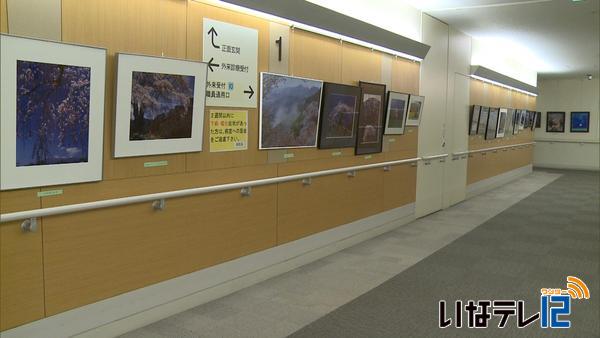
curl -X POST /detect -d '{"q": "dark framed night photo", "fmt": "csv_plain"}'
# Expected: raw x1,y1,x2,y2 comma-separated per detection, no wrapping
356,81,386,155
477,106,489,136
546,111,565,132
469,105,481,135
485,107,499,140
570,112,590,133
317,82,360,149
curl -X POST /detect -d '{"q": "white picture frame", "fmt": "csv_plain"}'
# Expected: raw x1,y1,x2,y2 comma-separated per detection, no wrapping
384,91,409,135
259,72,323,150
113,53,208,158
1,34,106,190
496,108,508,138
405,94,425,126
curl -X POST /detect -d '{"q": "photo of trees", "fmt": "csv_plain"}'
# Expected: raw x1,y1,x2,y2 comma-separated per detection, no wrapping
324,93,357,138
388,98,406,128
358,94,383,144
129,71,195,141
16,60,91,167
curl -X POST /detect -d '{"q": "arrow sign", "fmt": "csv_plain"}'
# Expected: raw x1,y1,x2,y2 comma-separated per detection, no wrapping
244,85,254,99
208,57,219,72
208,27,219,49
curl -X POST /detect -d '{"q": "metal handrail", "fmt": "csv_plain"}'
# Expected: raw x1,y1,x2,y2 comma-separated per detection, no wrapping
452,142,536,156
534,139,599,145
421,153,449,161
1,156,425,224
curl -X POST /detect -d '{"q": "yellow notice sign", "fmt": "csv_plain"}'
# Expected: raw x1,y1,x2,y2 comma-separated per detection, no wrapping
209,110,248,152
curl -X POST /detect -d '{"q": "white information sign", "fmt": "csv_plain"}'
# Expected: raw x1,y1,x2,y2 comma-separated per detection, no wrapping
203,18,258,108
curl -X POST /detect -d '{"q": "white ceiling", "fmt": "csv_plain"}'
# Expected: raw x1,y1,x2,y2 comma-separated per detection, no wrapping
407,0,600,79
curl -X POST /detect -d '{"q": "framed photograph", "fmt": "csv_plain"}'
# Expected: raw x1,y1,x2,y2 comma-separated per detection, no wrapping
260,72,323,149
356,81,386,155
546,111,565,132
114,53,208,158
506,108,515,134
477,106,489,136
530,111,537,131
496,108,508,138
317,82,360,149
570,111,590,133
512,109,520,135
519,109,527,131
405,94,425,126
1,34,106,190
469,105,481,135
485,107,499,140
384,91,409,135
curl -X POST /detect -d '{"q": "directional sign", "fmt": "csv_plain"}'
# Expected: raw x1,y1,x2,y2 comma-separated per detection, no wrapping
203,18,258,108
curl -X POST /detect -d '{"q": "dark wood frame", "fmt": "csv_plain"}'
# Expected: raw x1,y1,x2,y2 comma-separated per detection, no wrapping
317,82,361,149
469,105,481,135
485,107,499,140
546,111,566,133
355,81,386,155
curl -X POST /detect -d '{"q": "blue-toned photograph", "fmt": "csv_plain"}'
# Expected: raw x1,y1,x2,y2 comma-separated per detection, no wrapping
16,60,91,167
570,111,590,133
260,73,322,148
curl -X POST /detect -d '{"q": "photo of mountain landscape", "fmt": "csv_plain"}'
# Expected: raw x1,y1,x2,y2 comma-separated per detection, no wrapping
260,73,323,149
129,71,195,141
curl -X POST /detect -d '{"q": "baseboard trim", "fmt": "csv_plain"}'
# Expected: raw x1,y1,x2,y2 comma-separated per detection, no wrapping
534,163,600,171
1,204,415,338
467,164,533,199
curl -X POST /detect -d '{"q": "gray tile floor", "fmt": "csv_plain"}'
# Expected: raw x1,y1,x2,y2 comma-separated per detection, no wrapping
120,171,561,338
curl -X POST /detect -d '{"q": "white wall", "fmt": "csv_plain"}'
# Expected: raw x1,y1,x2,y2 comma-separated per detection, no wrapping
415,14,448,217
306,0,422,42
443,26,471,208
471,38,538,87
534,77,600,170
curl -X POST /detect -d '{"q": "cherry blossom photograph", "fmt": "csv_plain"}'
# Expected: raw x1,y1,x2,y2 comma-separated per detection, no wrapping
16,60,91,167
113,53,207,158
129,71,195,141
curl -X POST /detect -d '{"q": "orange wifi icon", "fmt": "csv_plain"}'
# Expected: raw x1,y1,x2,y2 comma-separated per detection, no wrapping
566,276,590,300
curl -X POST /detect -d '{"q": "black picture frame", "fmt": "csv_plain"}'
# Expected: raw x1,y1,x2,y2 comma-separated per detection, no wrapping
546,111,565,133
477,106,489,136
317,82,361,149
485,107,499,140
570,111,590,133
356,81,386,155
535,111,541,128
469,105,481,135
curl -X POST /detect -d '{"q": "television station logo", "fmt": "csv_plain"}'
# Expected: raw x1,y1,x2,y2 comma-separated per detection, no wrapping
439,276,590,329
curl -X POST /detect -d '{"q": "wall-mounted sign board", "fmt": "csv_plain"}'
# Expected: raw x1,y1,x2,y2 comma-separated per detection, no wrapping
203,18,258,108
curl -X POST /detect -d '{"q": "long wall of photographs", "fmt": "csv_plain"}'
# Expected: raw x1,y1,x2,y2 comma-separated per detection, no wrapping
467,78,536,185
0,0,422,330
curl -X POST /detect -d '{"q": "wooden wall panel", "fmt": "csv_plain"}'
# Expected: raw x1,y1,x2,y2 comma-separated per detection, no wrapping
467,78,536,184
0,190,44,331
341,42,382,85
383,163,417,210
43,186,277,315
277,169,384,244
1,0,7,33
61,0,188,181
1,0,422,327
290,29,342,82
